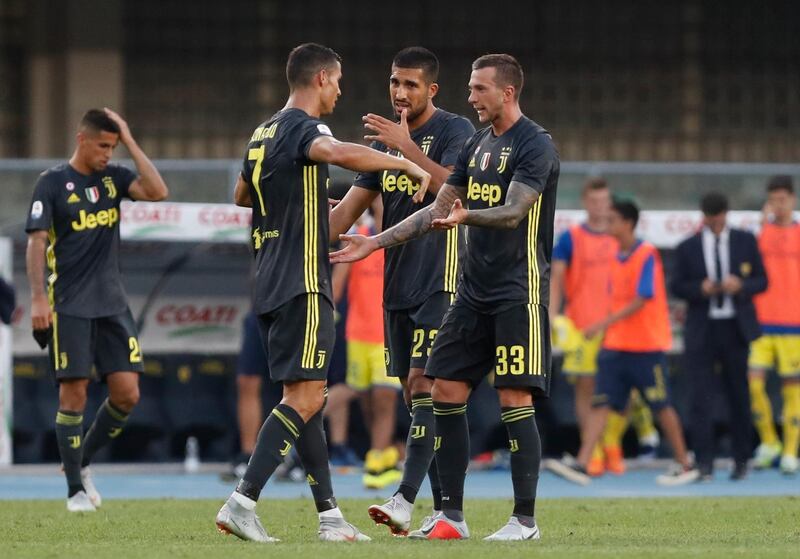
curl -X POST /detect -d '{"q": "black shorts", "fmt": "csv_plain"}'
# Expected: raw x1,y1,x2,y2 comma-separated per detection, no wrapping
50,308,144,382
237,311,269,377
426,297,551,397
384,291,454,378
256,293,334,383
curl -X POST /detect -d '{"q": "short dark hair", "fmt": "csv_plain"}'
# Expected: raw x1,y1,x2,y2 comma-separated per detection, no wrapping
392,46,439,82
79,109,120,135
472,54,524,99
700,192,729,216
582,176,608,196
612,198,639,228
767,175,794,194
286,43,342,90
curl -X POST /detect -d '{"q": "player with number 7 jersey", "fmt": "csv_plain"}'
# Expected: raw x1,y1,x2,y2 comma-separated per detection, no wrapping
216,43,431,544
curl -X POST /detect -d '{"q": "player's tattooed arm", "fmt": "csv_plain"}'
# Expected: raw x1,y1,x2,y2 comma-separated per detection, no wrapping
375,183,466,248
432,181,539,231
330,184,466,263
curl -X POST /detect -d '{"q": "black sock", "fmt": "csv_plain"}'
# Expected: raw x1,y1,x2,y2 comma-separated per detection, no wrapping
397,393,435,505
433,401,468,522
55,410,84,497
428,456,443,511
295,409,337,512
501,406,540,521
81,399,129,468
237,403,304,501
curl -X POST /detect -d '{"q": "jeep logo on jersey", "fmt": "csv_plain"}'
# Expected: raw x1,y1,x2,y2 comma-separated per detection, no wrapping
85,186,100,203
381,170,420,196
480,152,491,171
71,208,119,231
467,176,502,206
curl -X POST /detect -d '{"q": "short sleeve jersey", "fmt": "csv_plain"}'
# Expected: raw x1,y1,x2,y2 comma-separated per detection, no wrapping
25,163,137,318
447,116,560,312
353,109,474,309
243,108,333,314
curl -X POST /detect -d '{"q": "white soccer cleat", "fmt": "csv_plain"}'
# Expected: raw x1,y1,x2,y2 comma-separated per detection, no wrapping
656,463,700,486
753,443,782,469
80,467,102,508
484,516,541,541
368,495,412,536
318,517,371,542
66,490,97,513
780,454,798,475
215,497,279,543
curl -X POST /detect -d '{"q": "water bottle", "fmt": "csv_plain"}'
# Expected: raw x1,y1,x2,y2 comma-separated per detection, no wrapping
184,436,200,473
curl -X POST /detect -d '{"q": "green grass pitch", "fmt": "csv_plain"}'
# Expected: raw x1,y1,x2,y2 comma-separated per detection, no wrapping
2,497,799,558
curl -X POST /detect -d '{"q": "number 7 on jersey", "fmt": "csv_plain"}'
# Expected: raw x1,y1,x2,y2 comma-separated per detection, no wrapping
248,145,267,216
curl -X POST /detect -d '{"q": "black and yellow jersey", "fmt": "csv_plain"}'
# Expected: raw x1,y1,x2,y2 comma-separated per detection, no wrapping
448,116,560,313
243,108,333,314
353,109,474,310
25,163,137,318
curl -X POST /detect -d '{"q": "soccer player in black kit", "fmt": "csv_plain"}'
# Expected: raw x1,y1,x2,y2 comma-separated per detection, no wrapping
25,108,168,512
332,54,559,541
329,46,474,536
215,43,431,543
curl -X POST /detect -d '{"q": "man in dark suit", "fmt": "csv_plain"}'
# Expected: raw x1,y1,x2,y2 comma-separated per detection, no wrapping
671,193,768,480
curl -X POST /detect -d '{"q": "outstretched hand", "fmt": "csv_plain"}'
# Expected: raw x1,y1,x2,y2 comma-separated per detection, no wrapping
431,199,468,230
330,234,379,264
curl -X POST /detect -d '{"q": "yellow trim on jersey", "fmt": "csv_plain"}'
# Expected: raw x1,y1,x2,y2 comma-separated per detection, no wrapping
47,226,59,370
302,294,320,369
303,165,319,292
527,199,542,305
46,226,57,307
444,227,459,292
52,311,60,371
526,199,543,374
